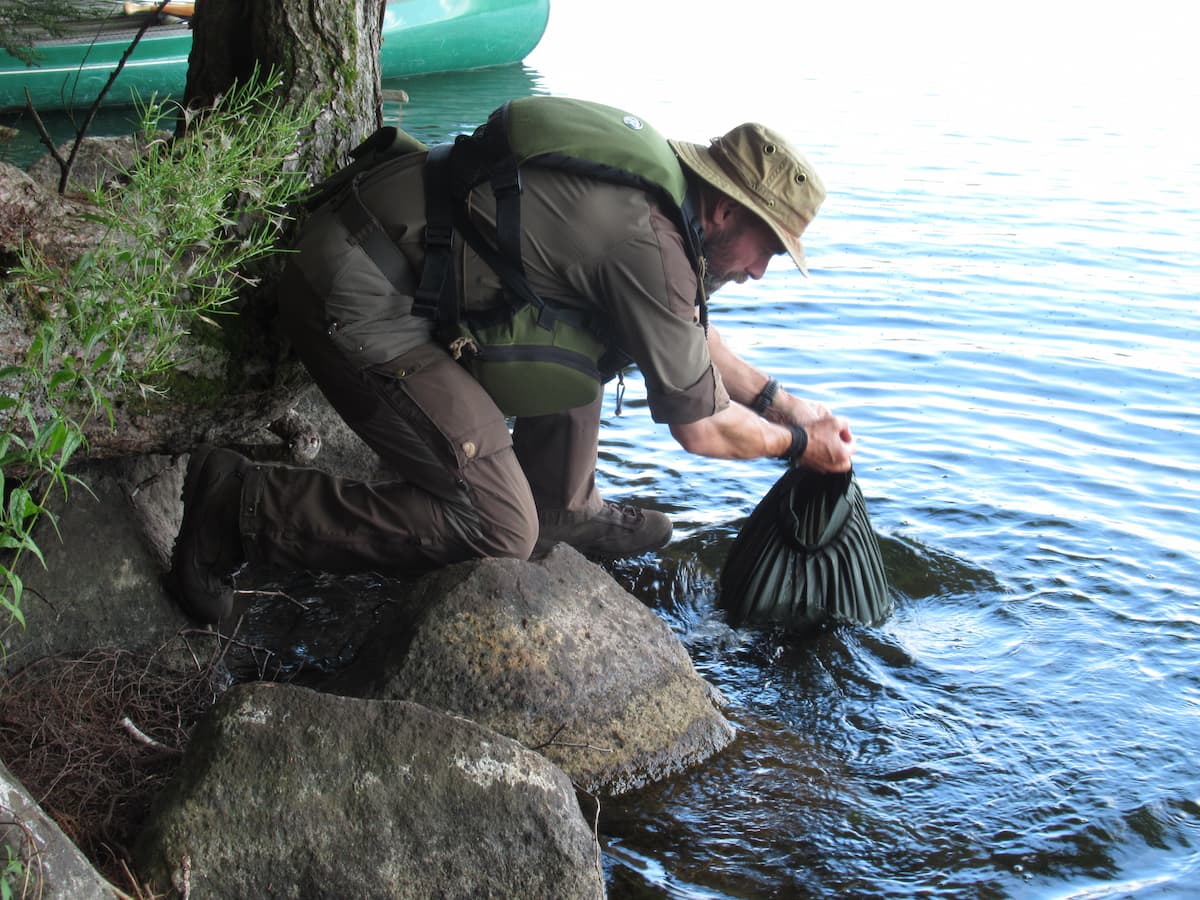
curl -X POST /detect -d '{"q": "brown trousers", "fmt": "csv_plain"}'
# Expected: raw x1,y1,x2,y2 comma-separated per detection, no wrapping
239,269,603,575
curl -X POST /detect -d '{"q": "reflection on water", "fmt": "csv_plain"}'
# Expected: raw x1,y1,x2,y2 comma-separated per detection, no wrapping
0,103,147,169
601,518,1200,898
0,62,545,169
592,215,1199,893
381,63,544,143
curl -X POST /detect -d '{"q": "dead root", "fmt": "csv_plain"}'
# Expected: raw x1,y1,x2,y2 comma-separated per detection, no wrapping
0,632,231,895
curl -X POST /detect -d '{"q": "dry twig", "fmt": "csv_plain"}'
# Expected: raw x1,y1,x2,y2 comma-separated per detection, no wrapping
0,636,227,892
530,723,614,754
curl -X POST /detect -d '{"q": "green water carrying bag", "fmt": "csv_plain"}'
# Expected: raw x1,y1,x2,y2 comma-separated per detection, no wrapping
719,467,893,632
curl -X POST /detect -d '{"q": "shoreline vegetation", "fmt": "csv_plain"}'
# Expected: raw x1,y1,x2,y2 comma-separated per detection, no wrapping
1,72,314,630
0,69,319,896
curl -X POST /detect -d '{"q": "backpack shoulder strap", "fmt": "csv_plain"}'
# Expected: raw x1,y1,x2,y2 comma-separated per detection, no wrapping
412,142,457,323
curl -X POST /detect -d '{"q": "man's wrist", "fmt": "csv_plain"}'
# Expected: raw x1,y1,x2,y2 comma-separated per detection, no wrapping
780,423,808,460
751,377,781,414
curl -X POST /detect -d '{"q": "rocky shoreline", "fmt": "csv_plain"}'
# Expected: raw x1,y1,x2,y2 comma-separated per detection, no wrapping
0,389,734,898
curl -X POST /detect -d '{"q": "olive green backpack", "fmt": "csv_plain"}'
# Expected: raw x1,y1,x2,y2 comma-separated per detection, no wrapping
312,96,707,418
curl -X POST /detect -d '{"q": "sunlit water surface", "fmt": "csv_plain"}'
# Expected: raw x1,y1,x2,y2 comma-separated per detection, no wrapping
520,4,1199,897
5,2,1197,896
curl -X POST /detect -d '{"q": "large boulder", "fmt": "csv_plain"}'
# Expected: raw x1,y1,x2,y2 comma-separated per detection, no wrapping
0,398,403,673
330,545,735,795
1,455,201,673
134,681,605,899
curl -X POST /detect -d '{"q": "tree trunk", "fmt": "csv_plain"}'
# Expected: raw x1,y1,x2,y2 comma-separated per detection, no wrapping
0,0,389,461
162,0,387,456
184,0,386,184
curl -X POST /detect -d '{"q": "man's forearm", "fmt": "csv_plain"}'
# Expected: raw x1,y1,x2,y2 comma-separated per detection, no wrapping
706,324,831,425
706,324,773,407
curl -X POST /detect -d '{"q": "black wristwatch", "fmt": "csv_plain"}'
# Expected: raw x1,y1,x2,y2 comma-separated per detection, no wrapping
751,377,781,414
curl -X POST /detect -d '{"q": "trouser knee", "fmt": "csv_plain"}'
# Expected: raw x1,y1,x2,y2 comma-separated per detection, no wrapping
448,477,539,562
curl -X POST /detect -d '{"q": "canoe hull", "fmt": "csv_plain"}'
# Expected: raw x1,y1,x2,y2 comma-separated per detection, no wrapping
0,0,550,112
0,26,191,113
380,0,549,78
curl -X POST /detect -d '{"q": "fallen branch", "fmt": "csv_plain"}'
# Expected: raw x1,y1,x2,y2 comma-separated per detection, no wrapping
120,716,180,754
573,787,604,886
234,587,306,610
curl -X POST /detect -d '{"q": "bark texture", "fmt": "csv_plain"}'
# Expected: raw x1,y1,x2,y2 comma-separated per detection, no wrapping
185,0,386,183
1,0,387,459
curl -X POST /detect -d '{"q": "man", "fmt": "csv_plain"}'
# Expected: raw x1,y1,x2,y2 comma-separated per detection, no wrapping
165,99,857,624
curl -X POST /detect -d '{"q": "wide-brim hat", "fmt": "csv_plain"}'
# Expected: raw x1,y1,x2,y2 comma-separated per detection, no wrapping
670,124,826,275
719,467,892,632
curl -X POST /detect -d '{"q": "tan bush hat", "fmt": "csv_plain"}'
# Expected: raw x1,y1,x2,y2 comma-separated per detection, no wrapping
670,123,826,274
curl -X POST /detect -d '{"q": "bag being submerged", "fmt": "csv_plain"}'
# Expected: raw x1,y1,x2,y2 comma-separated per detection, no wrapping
719,467,892,632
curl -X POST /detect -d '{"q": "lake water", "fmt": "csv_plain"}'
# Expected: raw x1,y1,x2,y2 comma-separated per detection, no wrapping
521,2,1200,897
6,1,1199,896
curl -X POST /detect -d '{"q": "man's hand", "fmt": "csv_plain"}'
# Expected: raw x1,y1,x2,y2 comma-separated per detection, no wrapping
670,406,857,469
766,393,833,428
794,415,856,472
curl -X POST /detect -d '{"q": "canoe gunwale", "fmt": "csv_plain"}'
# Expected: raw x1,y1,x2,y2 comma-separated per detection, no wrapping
1,0,550,112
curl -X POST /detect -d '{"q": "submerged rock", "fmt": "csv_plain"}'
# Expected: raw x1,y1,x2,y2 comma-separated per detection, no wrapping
134,682,605,899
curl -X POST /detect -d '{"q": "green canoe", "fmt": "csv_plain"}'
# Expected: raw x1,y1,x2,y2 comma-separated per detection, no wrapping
0,0,550,112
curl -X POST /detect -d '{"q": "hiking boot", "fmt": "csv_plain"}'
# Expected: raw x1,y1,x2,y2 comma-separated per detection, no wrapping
534,501,673,559
163,444,249,623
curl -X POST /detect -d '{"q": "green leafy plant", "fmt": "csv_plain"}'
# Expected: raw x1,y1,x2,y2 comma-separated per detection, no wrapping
1,831,32,900
1,70,315,630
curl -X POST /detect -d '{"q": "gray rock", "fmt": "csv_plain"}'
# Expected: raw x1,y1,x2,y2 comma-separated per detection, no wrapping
331,545,735,795
0,760,120,899
288,382,400,480
27,133,170,195
134,682,605,900
2,455,209,674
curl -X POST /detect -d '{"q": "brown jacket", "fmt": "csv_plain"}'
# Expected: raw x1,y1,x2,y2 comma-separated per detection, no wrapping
293,152,730,425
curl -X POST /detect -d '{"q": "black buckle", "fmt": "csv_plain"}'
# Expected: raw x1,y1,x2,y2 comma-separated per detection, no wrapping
424,222,453,249
491,166,522,196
